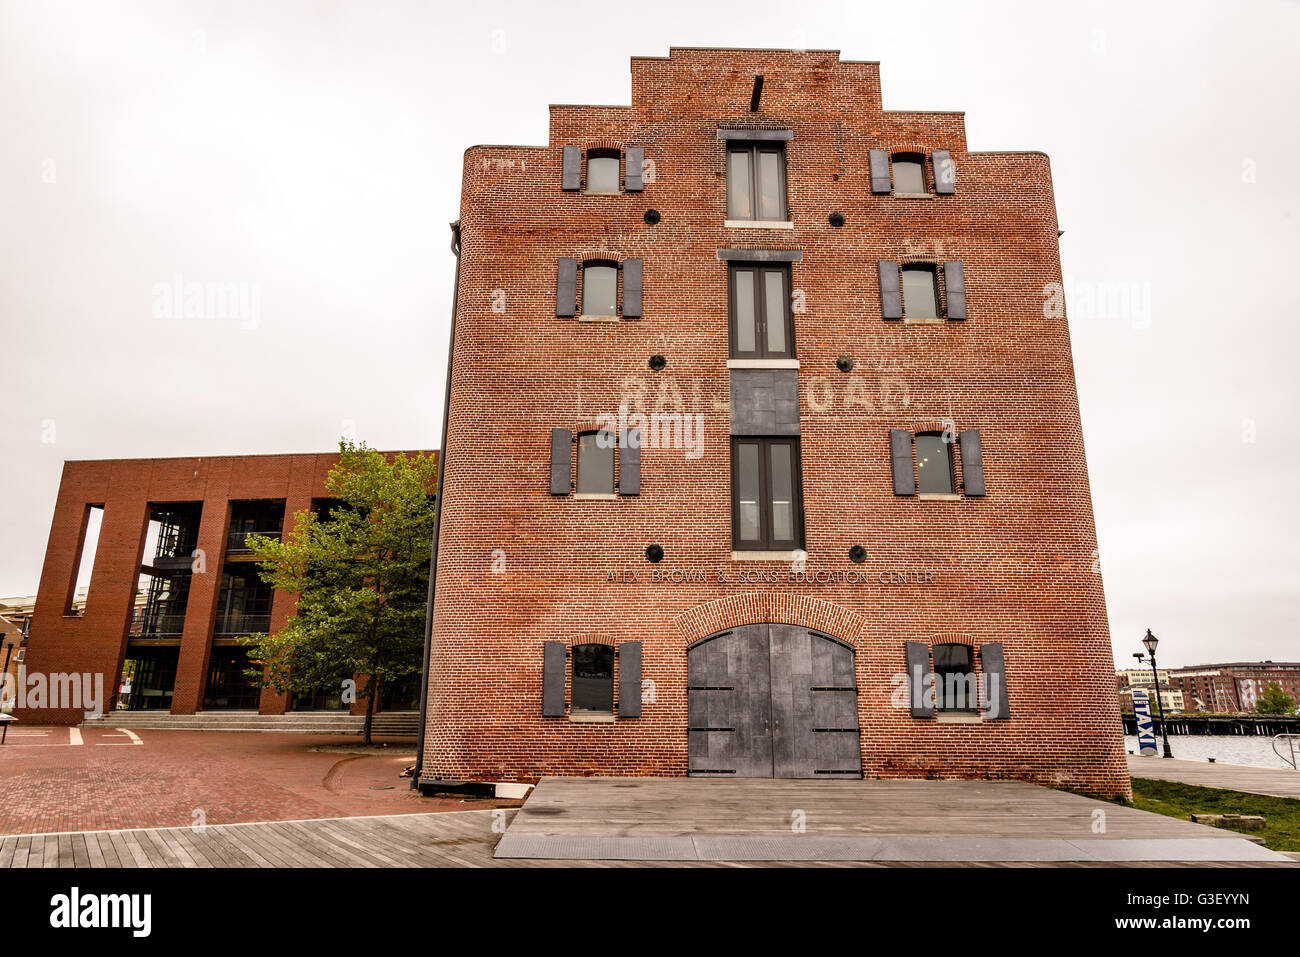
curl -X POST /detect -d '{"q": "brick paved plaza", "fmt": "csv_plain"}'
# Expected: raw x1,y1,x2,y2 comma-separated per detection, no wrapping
0,726,518,836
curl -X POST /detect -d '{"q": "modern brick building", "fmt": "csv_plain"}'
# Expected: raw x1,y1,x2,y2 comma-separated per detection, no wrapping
19,451,429,724
1171,662,1300,713
421,48,1130,796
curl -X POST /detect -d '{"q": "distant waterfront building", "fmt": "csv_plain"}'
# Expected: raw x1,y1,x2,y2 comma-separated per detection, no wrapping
1115,668,1185,713
1170,662,1300,713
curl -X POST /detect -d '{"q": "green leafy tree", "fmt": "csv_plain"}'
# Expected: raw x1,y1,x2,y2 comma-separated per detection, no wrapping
1256,682,1297,715
241,441,436,743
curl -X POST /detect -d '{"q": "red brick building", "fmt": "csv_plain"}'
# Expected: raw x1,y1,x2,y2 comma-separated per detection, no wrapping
19,451,429,724
421,48,1130,796
1171,663,1300,713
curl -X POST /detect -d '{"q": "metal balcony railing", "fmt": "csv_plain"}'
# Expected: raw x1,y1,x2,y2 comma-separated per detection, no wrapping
226,530,282,554
213,613,272,636
130,614,187,637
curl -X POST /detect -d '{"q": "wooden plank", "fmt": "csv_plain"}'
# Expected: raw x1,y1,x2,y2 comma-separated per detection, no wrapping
169,826,217,868
208,825,278,868
93,831,123,868
11,836,32,869
118,830,154,868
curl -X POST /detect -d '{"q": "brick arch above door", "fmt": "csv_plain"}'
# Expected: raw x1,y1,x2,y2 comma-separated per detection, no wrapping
672,593,866,649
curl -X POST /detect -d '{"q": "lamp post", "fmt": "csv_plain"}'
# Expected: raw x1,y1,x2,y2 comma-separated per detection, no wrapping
1138,629,1174,758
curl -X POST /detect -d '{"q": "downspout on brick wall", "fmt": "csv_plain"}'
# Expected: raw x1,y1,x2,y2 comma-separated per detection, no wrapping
411,220,461,788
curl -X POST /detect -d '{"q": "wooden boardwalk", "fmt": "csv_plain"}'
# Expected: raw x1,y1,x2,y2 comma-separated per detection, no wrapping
2,777,1296,867
1128,756,1300,799
491,777,1291,862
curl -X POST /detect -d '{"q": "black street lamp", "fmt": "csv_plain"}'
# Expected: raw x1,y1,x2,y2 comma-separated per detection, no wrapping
1138,628,1174,758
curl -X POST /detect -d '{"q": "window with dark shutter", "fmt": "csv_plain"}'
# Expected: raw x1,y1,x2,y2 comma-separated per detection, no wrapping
915,432,955,495
980,642,1010,719
556,258,578,317
731,436,804,550
869,149,892,194
581,260,618,317
622,258,643,318
959,429,985,496
585,149,621,194
549,428,573,495
572,644,614,714
542,641,567,716
901,265,940,319
878,261,902,320
561,146,582,191
891,152,928,195
889,428,916,496
932,149,955,194
943,261,966,320
933,644,977,713
576,430,615,495
618,426,641,495
624,146,644,192
729,265,794,359
905,641,934,717
617,641,642,717
726,143,786,221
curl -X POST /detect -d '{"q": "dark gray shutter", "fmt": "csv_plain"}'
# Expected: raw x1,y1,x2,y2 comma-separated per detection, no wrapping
556,257,577,317
932,149,955,194
619,426,641,495
889,429,915,496
549,428,572,495
618,641,642,717
944,261,966,320
562,146,581,191
905,641,934,718
542,641,566,716
959,429,985,497
622,257,642,318
878,260,902,320
980,642,1010,719
624,146,644,191
869,149,892,194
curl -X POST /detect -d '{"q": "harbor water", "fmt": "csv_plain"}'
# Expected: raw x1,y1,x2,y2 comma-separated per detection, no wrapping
1124,734,1297,770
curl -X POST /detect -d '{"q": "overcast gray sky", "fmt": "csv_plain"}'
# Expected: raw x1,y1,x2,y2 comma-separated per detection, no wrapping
1,0,1296,667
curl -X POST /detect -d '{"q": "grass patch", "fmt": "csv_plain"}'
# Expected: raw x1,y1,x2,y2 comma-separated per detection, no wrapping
1130,777,1300,852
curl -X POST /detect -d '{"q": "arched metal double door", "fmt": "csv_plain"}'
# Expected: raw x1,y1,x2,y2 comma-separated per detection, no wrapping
687,624,861,778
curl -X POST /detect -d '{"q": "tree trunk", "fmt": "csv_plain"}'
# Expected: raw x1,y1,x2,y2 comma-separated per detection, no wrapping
364,677,377,745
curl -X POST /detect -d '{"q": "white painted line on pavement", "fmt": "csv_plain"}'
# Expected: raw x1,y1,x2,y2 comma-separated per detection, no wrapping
68,727,83,746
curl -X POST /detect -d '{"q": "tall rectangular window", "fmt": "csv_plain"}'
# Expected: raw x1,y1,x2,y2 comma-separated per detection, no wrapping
730,265,794,359
891,153,928,195
933,644,977,713
581,262,618,317
576,431,615,494
902,266,939,319
571,644,614,714
914,432,955,495
67,503,105,614
726,144,786,221
731,437,804,550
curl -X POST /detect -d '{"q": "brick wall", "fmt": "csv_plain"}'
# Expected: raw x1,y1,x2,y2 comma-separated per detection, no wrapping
424,48,1131,797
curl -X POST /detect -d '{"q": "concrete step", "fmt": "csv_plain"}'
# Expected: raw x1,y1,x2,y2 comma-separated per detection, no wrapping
81,711,420,735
